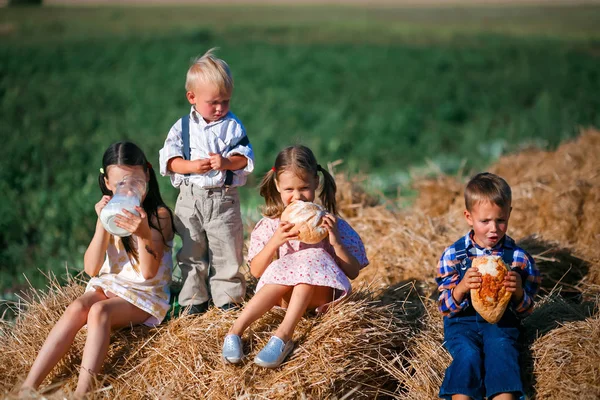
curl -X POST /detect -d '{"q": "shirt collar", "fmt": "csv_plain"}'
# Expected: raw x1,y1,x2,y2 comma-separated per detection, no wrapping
465,230,515,251
190,106,230,128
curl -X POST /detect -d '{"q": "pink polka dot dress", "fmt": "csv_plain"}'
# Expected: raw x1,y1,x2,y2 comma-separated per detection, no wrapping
248,217,369,311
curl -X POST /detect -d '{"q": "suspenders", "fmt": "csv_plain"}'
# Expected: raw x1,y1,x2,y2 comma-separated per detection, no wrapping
453,236,516,276
180,114,249,186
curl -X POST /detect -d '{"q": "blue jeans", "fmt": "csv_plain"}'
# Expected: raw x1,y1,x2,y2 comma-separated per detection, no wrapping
439,309,523,400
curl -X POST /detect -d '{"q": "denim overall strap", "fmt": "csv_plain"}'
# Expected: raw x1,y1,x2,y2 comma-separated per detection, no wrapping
452,237,475,317
453,236,471,280
181,114,191,178
223,135,250,186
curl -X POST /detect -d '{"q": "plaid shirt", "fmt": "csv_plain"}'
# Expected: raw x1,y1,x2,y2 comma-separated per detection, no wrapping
436,232,540,318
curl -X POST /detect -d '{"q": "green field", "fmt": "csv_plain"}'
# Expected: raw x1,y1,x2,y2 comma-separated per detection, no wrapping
1,3,600,297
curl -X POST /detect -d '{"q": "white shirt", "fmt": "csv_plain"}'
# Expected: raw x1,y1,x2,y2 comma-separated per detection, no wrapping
159,107,255,189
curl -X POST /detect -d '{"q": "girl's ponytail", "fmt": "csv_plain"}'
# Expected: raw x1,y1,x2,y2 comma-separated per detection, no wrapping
98,169,112,197
259,168,284,218
318,164,337,215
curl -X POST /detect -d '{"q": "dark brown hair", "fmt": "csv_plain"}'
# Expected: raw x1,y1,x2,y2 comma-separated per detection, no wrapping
464,172,512,211
259,145,337,218
98,141,175,265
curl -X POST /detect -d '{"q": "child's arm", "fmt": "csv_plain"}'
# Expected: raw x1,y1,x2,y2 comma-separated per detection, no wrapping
322,215,360,279
435,249,482,316
167,157,213,175
207,153,248,171
505,250,540,317
222,121,254,175
84,196,112,277
249,221,298,278
115,206,174,280
159,119,213,176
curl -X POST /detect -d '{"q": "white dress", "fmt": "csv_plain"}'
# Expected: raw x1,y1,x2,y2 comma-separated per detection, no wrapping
86,235,172,326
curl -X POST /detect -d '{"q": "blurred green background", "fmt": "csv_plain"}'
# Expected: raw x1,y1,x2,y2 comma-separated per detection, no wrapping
1,2,600,300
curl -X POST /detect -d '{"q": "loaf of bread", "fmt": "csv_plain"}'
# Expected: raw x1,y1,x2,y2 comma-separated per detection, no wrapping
470,256,512,324
280,200,329,244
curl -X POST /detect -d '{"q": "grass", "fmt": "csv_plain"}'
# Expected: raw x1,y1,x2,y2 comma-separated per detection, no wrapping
1,3,599,295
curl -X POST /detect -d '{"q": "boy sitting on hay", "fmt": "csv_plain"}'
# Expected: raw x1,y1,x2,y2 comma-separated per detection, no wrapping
435,172,541,400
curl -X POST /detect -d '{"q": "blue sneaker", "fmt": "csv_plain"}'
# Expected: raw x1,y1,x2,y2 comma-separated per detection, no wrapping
254,336,294,368
222,334,244,364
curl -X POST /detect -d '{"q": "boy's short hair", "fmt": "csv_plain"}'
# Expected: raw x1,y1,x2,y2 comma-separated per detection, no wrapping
185,48,233,96
464,172,512,211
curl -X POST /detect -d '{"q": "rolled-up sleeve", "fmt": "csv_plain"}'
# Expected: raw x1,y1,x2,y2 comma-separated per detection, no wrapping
224,122,254,176
436,247,470,317
159,119,184,177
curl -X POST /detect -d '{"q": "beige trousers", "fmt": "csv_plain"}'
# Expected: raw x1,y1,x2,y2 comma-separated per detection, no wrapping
174,183,246,307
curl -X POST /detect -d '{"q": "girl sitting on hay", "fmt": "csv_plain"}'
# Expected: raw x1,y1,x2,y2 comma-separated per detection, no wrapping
21,142,175,396
222,145,369,368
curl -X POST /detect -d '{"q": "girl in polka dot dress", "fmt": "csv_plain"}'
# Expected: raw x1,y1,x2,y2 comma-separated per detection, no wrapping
222,145,369,368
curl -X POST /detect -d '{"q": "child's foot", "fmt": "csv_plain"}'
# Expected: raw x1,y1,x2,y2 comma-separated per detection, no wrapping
254,336,294,368
219,303,240,312
222,334,244,364
185,302,209,316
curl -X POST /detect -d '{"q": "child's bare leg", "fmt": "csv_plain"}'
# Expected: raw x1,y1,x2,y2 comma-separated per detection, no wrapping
229,284,292,336
22,290,107,391
490,393,518,400
451,395,471,400
274,284,333,342
75,297,149,395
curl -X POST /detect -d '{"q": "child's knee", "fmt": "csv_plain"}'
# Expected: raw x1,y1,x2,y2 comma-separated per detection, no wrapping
447,340,482,365
65,298,93,321
87,302,112,326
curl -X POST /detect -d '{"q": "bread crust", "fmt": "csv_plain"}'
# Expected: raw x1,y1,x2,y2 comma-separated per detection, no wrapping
280,200,329,244
470,256,512,324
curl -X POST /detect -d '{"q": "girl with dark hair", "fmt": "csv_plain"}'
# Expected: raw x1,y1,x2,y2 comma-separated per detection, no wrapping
22,142,175,396
222,145,369,368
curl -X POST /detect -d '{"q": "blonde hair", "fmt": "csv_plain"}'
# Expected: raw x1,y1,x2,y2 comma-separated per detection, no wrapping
260,145,338,218
185,48,233,96
464,172,512,211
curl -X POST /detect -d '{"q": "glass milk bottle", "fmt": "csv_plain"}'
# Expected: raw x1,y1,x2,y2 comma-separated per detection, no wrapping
99,176,146,237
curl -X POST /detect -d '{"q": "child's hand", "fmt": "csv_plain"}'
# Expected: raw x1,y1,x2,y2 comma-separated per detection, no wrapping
95,195,112,217
504,270,524,302
192,158,213,174
208,153,231,171
322,214,341,247
454,267,482,300
114,206,152,240
270,221,298,247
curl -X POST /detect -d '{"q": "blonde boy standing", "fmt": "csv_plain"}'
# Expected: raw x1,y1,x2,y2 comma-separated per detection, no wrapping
159,48,254,314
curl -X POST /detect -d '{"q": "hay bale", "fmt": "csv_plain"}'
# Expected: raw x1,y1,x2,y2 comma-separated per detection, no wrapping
3,129,600,398
381,300,450,400
531,314,600,400
0,274,86,393
1,282,410,399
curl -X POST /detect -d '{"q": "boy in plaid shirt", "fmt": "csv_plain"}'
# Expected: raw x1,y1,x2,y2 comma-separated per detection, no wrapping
435,172,540,400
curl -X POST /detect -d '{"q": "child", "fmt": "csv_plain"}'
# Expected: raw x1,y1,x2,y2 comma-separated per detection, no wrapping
221,145,369,368
159,48,254,315
435,172,540,400
21,141,175,396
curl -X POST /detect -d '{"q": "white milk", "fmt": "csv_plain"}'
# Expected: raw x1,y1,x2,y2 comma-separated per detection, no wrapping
100,195,140,237
99,176,146,237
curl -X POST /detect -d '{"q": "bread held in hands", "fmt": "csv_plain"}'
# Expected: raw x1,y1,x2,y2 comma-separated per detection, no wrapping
470,256,512,324
280,200,329,244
